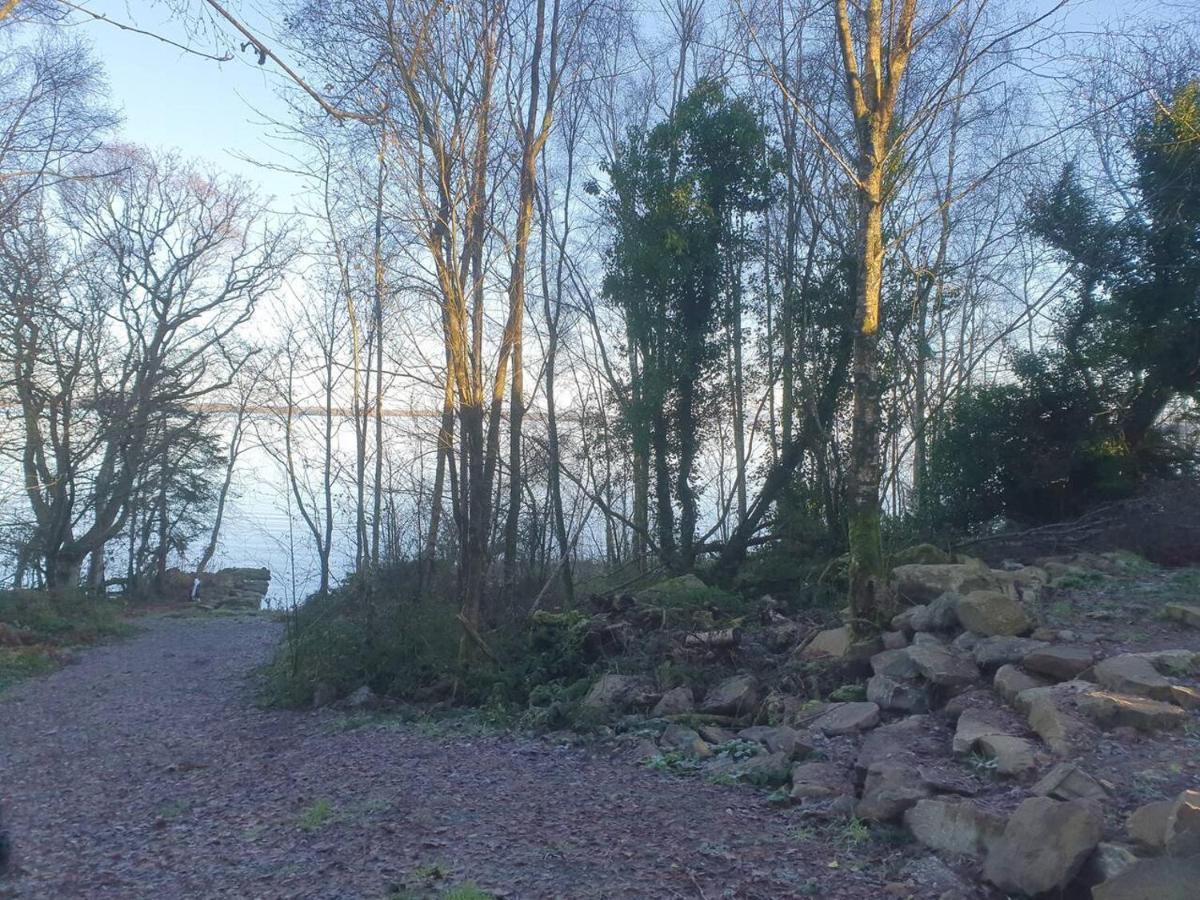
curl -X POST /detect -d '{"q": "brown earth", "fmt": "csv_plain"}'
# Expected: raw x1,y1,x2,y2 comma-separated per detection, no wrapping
0,615,890,900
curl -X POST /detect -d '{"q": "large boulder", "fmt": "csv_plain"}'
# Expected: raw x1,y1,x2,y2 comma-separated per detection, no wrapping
1133,790,1200,857
582,674,654,712
1023,645,1098,681
867,674,929,713
700,674,761,717
956,590,1032,636
993,664,1051,704
1076,690,1188,732
983,797,1103,896
892,562,998,604
906,644,980,689
659,724,711,757
1094,654,1176,702
652,685,696,717
856,762,931,822
973,636,1048,671
812,702,880,736
789,762,849,801
1093,857,1200,900
903,798,1005,858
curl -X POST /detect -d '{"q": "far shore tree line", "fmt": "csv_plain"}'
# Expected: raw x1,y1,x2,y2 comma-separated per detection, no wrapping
1,0,1197,642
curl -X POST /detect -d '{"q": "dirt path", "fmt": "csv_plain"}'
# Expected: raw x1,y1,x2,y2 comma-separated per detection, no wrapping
0,615,886,900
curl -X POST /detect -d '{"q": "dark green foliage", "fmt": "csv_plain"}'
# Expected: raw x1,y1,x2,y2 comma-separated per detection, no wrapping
927,85,1200,530
602,79,777,569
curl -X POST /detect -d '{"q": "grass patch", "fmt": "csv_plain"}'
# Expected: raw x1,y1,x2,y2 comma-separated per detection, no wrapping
0,647,59,693
297,798,335,831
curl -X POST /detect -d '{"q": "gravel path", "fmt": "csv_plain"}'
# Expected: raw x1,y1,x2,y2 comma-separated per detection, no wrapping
0,615,885,899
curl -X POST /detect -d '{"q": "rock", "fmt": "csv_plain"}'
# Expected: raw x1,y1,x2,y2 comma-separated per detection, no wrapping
1032,762,1109,802
813,702,881,736
872,648,920,679
956,590,1032,637
1127,799,1174,851
898,856,973,896
652,685,695,716
1080,843,1139,887
911,632,946,647
1131,649,1198,675
891,605,925,633
903,799,1005,858
910,592,962,632
1015,681,1096,754
789,762,848,800
799,626,851,659
942,689,992,719
855,715,938,775
700,674,761,717
951,631,980,653
698,724,736,745
892,562,998,604
1171,685,1200,709
857,762,932,822
1164,790,1200,857
1076,690,1188,732
892,543,953,567
975,734,1036,776
952,709,1007,754
972,636,1048,671
993,664,1051,705
1023,645,1097,681
906,644,981,689
983,797,1103,896
1092,857,1200,900
717,750,792,787
882,630,908,650
1164,603,1200,628
1095,654,1176,702
582,674,654,712
867,674,929,713
659,724,711,757
738,725,810,758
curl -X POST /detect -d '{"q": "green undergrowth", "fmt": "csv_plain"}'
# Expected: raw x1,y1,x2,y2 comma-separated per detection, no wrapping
0,588,133,694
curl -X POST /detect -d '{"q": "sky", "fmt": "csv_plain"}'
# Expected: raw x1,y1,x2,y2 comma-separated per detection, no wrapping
57,0,1148,211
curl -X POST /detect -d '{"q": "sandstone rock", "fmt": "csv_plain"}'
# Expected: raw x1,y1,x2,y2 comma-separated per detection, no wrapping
972,636,1048,670
983,797,1103,896
1080,843,1139,887
1127,799,1173,851
942,688,992,719
1014,680,1096,754
1032,762,1109,802
910,592,962,632
906,644,981,689
799,626,850,659
813,701,881,736
659,724,711,757
892,562,998,604
1094,654,1175,702
882,630,908,650
652,685,695,716
951,631,980,652
855,715,937,775
1131,649,1198,675
1077,690,1188,732
1023,645,1098,681
872,648,921,679
737,725,810,758
582,673,654,711
891,605,925,633
952,708,1007,754
898,856,973,896
789,762,848,801
857,762,932,822
867,674,929,713
975,733,1036,776
1092,857,1200,900
910,631,946,646
903,798,1005,858
719,750,792,787
993,664,1051,705
700,674,761,717
1165,603,1200,628
1171,685,1200,709
956,590,1032,637
1164,790,1200,857
698,724,736,744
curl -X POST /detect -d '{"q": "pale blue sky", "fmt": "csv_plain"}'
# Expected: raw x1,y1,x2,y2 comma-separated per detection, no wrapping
61,0,1156,206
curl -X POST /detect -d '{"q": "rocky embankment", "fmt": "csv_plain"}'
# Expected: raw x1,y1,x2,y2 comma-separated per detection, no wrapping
580,553,1200,898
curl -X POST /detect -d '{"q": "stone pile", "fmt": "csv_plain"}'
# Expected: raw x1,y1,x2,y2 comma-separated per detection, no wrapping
590,552,1200,898
196,567,270,609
